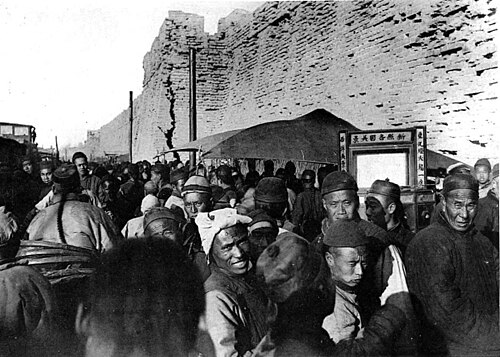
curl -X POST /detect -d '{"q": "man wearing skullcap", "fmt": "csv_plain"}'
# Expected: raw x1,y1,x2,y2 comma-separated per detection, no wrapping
143,206,186,243
247,209,279,262
0,207,57,350
121,192,160,239
406,174,500,356
315,171,417,355
292,169,324,241
365,179,415,255
321,220,373,343
474,158,493,198
195,208,268,357
254,177,295,234
27,164,122,252
254,231,407,356
164,168,188,215
475,163,499,249
182,175,213,281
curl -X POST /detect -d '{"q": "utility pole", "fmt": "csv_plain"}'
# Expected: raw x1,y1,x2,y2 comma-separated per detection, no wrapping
55,136,59,163
189,48,197,172
129,91,133,162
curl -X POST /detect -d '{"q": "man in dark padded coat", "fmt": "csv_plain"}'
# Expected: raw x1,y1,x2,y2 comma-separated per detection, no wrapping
406,173,500,356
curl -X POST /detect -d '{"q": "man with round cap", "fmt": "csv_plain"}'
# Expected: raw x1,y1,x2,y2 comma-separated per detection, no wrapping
365,179,414,255
181,174,214,281
246,209,279,262
475,163,498,249
315,171,417,355
292,169,324,241
253,231,408,357
474,158,493,198
164,167,188,214
314,171,390,248
195,208,268,357
143,206,186,243
27,164,122,253
254,177,295,234
182,175,213,221
321,220,374,343
406,174,500,356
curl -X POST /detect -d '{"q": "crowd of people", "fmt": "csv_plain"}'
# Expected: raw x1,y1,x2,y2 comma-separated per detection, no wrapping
0,151,498,356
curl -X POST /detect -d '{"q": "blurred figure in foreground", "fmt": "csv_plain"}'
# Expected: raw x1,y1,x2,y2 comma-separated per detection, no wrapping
75,238,205,357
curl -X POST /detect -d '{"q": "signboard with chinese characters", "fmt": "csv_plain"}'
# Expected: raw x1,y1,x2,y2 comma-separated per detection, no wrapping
339,131,347,172
349,131,413,146
415,127,426,188
340,127,427,189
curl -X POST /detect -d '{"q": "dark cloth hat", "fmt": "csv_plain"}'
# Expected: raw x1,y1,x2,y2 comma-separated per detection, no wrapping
447,163,471,175
169,168,188,184
143,207,185,232
21,156,32,164
247,209,278,232
256,232,322,303
39,161,54,170
52,164,80,191
474,158,491,170
301,169,315,181
182,175,211,196
216,165,232,179
321,171,358,196
367,179,401,200
442,173,479,196
255,177,288,203
323,220,371,248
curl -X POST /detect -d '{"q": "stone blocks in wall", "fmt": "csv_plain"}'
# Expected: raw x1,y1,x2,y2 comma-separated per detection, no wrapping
94,0,497,165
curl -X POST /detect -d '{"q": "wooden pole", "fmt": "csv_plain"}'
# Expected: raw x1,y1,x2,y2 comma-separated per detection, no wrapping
189,48,197,172
129,91,133,162
55,136,59,163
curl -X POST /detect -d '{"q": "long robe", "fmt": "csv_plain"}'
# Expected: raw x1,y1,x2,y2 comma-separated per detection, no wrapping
406,212,500,356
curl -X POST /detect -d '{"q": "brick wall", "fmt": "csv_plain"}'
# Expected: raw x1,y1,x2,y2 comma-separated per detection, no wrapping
90,1,497,165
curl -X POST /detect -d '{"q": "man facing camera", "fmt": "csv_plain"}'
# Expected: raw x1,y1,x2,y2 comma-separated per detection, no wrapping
196,208,268,357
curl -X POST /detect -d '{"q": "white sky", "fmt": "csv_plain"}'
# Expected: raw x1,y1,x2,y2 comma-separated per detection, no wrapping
0,0,263,148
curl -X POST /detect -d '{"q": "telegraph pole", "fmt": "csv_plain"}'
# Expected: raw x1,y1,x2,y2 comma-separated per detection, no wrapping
189,48,197,172
129,91,133,162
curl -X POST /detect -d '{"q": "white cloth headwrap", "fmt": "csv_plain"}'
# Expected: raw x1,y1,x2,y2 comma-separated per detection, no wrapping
141,194,160,214
195,208,252,255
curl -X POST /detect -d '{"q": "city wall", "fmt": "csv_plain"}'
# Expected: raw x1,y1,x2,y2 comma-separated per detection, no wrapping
82,0,498,165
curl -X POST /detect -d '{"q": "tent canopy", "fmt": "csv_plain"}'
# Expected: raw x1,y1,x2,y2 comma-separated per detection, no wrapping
165,129,242,154
204,109,357,163
166,108,463,169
